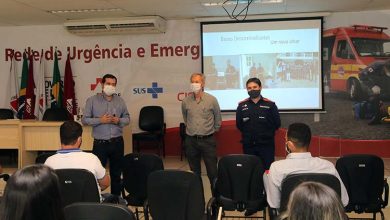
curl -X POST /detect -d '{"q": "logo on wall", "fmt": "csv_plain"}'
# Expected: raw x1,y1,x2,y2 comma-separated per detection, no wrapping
133,82,163,99
90,78,102,91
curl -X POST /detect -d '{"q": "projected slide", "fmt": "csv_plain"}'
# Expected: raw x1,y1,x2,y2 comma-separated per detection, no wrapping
201,18,323,111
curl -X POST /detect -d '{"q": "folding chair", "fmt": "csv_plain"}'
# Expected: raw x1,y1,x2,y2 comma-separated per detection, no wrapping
336,154,389,220
64,202,136,220
145,170,205,220
55,169,100,207
121,153,164,220
207,154,267,219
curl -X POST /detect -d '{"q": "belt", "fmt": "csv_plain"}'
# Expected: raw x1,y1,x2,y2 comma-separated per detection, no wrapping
188,133,213,139
94,136,123,144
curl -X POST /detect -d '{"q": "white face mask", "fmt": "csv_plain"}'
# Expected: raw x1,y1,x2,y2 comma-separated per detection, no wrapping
103,85,116,96
190,83,202,93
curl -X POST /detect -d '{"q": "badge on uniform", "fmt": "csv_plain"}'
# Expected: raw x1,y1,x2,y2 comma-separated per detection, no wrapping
243,117,250,122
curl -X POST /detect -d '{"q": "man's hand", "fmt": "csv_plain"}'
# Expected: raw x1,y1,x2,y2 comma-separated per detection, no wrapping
100,114,113,124
111,116,120,124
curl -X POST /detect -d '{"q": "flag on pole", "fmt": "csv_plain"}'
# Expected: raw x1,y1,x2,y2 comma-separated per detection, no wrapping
23,53,36,119
17,52,28,119
51,50,63,109
9,52,19,117
63,54,77,120
34,50,47,120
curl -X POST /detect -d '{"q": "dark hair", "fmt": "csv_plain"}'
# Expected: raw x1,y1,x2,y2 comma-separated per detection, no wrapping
246,77,262,87
287,123,311,148
60,121,82,145
280,182,347,220
102,74,117,84
0,164,64,220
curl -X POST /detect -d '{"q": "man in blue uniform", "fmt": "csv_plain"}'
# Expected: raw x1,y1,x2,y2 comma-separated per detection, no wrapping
359,60,390,125
236,77,281,170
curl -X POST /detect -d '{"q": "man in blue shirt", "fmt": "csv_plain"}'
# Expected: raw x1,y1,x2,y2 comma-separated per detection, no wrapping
82,74,130,196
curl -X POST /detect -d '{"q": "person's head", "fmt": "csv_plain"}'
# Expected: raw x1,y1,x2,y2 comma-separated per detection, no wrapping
246,77,262,99
281,182,347,220
101,74,117,96
0,164,64,220
190,73,205,94
285,123,311,153
384,60,390,77
60,120,83,148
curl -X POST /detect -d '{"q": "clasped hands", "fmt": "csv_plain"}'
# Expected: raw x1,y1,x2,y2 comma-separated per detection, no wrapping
100,113,120,124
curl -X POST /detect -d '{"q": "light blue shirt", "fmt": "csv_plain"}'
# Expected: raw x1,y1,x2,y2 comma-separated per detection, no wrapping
82,93,130,140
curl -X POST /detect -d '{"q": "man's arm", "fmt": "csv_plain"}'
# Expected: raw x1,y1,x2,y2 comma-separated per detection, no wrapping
263,170,282,209
81,97,101,126
98,173,111,191
271,103,281,130
115,99,130,127
236,104,243,131
213,98,222,132
334,171,349,207
181,100,187,124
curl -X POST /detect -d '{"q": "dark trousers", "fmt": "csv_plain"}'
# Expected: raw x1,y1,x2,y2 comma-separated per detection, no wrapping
93,137,124,196
243,143,275,170
184,135,218,186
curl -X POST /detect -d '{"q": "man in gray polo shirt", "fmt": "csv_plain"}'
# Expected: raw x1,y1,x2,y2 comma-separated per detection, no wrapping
181,73,222,186
82,74,130,196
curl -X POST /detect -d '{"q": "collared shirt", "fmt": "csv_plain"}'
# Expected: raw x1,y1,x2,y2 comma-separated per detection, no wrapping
263,152,349,208
236,96,281,145
181,92,222,136
82,93,130,140
44,149,107,201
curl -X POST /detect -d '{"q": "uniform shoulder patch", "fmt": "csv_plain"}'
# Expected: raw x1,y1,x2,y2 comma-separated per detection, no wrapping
238,98,249,104
263,97,274,103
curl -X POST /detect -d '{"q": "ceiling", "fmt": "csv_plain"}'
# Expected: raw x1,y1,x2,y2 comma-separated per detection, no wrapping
0,0,389,26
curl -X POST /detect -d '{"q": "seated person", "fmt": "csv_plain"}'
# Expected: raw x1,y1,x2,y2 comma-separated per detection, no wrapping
263,122,349,209
45,121,110,201
278,181,348,220
0,164,65,220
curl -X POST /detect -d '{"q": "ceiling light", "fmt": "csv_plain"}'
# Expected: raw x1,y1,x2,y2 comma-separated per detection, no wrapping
202,0,283,7
49,8,123,14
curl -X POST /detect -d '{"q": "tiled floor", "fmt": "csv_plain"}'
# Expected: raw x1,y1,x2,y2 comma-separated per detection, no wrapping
1,156,390,219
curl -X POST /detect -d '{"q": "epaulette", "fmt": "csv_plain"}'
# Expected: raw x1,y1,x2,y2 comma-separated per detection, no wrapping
263,97,274,103
238,98,250,104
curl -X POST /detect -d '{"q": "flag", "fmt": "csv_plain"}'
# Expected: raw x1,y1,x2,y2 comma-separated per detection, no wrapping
51,50,63,109
17,52,28,119
23,53,36,119
9,52,19,117
34,50,47,120
63,54,77,120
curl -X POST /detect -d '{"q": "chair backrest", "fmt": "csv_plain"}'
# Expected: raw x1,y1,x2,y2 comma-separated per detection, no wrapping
55,169,100,207
122,153,164,204
280,173,341,213
0,109,14,119
147,170,205,220
35,152,56,164
139,106,164,132
336,154,386,213
215,154,266,212
64,202,136,220
42,108,69,121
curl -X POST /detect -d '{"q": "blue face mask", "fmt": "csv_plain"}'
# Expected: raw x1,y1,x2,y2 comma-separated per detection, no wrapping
248,90,260,99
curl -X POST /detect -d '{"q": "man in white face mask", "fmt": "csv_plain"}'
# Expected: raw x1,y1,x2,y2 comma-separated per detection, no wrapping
82,74,130,197
181,73,222,188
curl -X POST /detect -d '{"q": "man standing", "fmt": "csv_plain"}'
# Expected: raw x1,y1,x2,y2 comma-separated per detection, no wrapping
263,123,349,209
82,74,130,196
181,73,222,186
236,77,281,170
45,121,110,200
